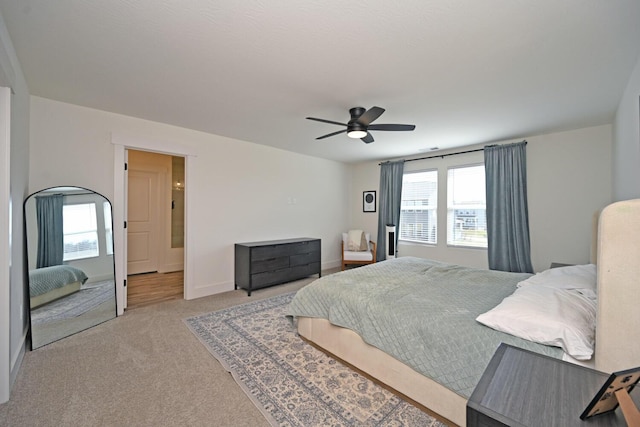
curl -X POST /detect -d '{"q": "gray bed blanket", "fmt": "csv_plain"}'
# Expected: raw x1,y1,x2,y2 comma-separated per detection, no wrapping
286,257,564,398
29,265,89,297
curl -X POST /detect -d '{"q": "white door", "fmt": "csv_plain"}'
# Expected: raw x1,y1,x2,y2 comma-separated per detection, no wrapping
127,170,160,274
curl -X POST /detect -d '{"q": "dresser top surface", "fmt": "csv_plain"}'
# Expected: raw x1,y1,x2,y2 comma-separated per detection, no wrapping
235,237,320,247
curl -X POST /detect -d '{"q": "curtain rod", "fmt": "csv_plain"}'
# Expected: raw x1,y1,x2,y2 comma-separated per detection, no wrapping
36,192,95,197
379,140,527,165
63,192,96,196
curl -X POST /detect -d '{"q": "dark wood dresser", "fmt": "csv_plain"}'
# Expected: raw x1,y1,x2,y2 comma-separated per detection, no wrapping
467,343,638,426
234,238,321,296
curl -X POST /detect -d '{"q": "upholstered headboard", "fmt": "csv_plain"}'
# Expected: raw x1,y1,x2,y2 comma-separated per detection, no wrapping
594,199,640,373
590,209,600,265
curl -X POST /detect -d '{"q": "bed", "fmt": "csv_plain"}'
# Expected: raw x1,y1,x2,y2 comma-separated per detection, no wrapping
286,199,640,426
29,265,89,309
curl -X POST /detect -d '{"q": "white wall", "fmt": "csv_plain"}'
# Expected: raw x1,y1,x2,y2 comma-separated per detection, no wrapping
348,124,612,273
29,96,350,301
0,9,30,404
527,125,611,269
349,163,380,245
613,54,640,201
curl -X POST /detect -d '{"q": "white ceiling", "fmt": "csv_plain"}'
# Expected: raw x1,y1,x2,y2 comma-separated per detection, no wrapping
1,1,639,163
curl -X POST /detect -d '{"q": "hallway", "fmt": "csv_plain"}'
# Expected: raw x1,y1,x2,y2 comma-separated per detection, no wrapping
126,271,183,310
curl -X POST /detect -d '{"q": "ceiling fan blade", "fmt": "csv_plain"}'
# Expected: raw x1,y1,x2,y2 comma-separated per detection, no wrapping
356,106,385,126
316,129,347,140
361,133,374,144
368,124,416,131
306,117,347,127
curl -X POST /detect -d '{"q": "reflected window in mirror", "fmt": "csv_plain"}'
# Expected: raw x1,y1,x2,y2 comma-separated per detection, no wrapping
63,203,99,260
104,201,113,255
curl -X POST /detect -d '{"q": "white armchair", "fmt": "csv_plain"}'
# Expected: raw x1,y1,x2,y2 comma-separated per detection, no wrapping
341,231,376,271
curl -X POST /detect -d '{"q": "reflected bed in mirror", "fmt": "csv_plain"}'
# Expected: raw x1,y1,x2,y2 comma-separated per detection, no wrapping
24,186,117,349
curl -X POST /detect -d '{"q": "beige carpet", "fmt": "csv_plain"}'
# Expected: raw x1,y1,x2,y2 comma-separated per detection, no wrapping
0,278,318,426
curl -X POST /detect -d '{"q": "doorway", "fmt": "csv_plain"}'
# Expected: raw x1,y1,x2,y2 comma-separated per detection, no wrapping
126,150,184,308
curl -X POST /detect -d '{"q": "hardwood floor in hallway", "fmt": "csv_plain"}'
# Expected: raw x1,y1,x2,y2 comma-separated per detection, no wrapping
126,271,183,310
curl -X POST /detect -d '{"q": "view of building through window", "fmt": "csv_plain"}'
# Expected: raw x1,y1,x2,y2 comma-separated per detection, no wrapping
447,164,487,248
399,170,438,244
63,203,99,260
399,164,487,248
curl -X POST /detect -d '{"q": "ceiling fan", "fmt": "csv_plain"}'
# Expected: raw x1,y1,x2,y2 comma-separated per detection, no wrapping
306,106,416,144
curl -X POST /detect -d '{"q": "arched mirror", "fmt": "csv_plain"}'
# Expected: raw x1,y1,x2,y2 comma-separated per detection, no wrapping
24,186,117,349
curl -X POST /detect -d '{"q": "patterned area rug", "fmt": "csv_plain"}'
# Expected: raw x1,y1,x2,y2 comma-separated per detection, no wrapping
184,293,447,427
31,280,115,325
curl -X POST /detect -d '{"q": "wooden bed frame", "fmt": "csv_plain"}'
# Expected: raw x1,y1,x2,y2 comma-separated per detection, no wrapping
296,199,640,426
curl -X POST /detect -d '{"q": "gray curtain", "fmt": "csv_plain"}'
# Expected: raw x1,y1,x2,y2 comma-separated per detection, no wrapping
35,194,64,268
376,160,405,261
484,141,533,273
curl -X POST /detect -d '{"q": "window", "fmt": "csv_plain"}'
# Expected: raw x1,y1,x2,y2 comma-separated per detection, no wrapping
63,203,99,260
399,170,438,244
447,164,487,248
103,201,113,255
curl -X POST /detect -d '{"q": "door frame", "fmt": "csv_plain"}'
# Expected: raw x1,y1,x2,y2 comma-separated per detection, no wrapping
112,134,196,315
0,86,11,403
127,150,183,274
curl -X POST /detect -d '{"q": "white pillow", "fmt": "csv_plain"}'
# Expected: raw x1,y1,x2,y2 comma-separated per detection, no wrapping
517,264,597,299
347,229,368,251
476,285,596,360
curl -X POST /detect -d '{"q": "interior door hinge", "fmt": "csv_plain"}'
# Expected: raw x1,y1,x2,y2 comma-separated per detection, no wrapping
124,279,127,288
124,162,128,170
124,221,127,229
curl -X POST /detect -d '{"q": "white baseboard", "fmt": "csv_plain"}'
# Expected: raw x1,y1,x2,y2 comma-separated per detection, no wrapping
185,280,232,300
10,330,26,387
322,260,341,271
185,261,340,301
186,269,337,300
86,273,114,284
157,263,184,274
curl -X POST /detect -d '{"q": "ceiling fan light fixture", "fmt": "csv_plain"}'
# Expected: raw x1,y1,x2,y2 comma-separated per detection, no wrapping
307,106,415,143
347,130,367,139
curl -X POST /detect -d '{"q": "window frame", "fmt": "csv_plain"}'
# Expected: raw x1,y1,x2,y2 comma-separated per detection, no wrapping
398,169,438,245
103,201,114,256
446,163,487,249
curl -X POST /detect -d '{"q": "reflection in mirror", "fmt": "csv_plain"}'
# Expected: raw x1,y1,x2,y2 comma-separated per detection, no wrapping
25,186,117,349
171,155,185,249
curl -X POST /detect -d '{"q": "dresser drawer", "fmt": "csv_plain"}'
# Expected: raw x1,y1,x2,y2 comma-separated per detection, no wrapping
251,256,289,274
290,262,320,278
251,269,292,288
252,245,291,260
290,251,320,267
288,240,320,255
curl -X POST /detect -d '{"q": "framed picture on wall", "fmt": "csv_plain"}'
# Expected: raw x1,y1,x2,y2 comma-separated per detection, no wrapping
363,191,376,212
